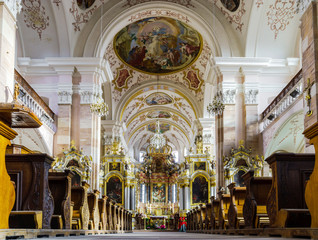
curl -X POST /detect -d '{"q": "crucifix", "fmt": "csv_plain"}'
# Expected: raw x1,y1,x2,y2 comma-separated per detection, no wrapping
304,78,315,116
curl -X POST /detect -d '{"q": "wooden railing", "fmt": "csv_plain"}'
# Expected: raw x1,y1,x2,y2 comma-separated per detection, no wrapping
14,70,55,130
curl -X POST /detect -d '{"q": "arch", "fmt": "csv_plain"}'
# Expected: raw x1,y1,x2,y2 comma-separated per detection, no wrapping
265,111,305,158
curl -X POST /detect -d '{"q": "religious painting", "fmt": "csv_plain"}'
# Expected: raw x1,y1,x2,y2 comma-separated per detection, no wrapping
106,176,123,204
183,68,203,91
192,175,208,204
109,162,121,172
77,0,96,10
221,0,240,12
114,17,202,74
152,183,166,203
145,92,173,106
148,123,170,133
112,66,133,92
234,170,246,187
71,172,82,187
194,162,206,171
147,110,171,119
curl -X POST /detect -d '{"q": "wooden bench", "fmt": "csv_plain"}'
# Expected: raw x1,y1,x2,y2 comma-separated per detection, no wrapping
9,211,42,229
205,202,212,230
199,204,206,231
210,196,220,229
106,198,112,230
6,153,54,229
218,191,230,229
228,183,246,229
194,207,200,230
87,189,100,230
266,153,314,228
71,181,90,230
49,170,74,229
242,170,272,228
98,195,107,230
111,201,117,230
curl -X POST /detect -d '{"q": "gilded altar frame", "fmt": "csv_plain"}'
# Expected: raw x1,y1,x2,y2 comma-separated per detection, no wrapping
105,173,124,206
190,173,210,206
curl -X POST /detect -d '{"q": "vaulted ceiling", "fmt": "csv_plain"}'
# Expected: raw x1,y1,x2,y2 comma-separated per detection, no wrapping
16,0,304,156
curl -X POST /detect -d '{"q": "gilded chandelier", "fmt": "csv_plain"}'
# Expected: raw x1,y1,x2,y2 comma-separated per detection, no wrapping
207,91,225,116
90,95,109,117
150,120,166,149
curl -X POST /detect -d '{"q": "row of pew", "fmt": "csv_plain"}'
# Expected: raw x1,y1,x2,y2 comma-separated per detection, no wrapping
5,153,132,231
187,153,314,232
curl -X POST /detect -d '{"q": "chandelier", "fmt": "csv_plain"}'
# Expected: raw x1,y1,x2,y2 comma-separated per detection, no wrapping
150,120,166,149
207,91,225,116
90,95,109,117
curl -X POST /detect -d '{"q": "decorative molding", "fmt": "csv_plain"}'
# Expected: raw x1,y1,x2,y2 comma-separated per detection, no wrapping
0,0,22,17
212,0,246,32
123,0,195,8
203,134,212,144
223,89,236,104
21,0,49,40
267,0,296,39
58,91,72,105
183,67,203,92
69,0,105,32
296,0,311,14
255,0,263,8
80,91,95,104
112,66,133,92
128,9,190,23
245,89,258,104
52,0,62,8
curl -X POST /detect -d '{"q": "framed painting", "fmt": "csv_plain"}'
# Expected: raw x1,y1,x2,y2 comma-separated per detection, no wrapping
191,175,209,205
152,183,166,203
194,162,206,171
114,17,202,75
145,92,173,106
106,175,123,205
109,162,121,172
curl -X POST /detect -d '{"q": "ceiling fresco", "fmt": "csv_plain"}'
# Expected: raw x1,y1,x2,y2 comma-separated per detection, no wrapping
114,17,202,74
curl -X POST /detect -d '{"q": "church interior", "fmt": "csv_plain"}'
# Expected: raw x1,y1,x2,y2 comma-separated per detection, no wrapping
1,0,318,239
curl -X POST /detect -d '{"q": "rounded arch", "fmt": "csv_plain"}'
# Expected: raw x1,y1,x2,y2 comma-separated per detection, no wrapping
265,111,305,158
74,1,237,58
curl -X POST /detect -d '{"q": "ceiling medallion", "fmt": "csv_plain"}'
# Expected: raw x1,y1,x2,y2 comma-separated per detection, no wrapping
220,0,240,12
112,65,133,92
114,16,202,75
183,67,203,92
77,0,96,10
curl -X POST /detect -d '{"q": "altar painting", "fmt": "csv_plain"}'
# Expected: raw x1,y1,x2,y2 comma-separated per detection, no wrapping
194,162,206,171
192,175,208,204
109,162,121,172
152,183,166,203
114,17,202,74
106,176,123,204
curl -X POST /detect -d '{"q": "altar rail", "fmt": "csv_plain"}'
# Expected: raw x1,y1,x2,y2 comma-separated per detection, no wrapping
260,70,303,130
14,70,55,130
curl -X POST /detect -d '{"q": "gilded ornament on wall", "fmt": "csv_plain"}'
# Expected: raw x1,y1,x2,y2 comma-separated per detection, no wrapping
112,65,133,92
183,67,203,92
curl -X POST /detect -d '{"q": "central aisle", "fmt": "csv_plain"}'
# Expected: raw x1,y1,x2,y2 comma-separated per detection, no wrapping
30,232,306,240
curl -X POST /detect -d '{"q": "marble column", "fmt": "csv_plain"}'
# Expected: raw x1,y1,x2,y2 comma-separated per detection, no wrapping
125,185,130,209
71,68,81,149
130,186,135,211
184,184,190,210
179,186,183,210
235,67,246,147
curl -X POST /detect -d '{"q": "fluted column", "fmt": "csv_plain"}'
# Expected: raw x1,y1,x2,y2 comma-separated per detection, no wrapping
125,184,130,209
184,183,190,210
71,68,81,149
235,67,246,147
179,185,184,210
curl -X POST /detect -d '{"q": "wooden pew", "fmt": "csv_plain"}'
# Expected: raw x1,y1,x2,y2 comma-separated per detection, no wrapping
205,202,212,230
242,170,272,228
6,153,54,229
199,204,206,231
266,153,314,228
228,183,246,229
87,189,100,230
49,170,74,229
106,198,112,230
111,201,117,230
193,207,200,230
71,182,90,230
98,195,107,230
211,196,221,229
218,191,230,229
